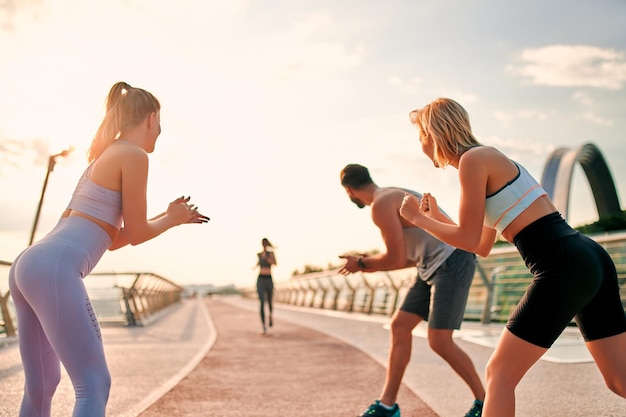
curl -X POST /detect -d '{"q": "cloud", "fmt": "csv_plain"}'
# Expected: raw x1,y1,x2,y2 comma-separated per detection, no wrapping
580,112,613,127
0,0,43,32
493,109,550,124
387,76,479,106
572,90,594,106
388,76,423,95
571,91,613,126
239,11,368,83
507,45,626,90
0,138,49,173
482,134,555,157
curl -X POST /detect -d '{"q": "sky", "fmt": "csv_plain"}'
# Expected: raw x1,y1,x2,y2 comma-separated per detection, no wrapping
1,0,625,289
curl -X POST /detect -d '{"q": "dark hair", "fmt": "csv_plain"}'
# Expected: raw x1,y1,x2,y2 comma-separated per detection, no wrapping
340,164,373,189
261,238,272,248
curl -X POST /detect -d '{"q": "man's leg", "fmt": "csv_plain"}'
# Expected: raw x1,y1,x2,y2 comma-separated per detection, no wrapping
428,328,485,401
379,310,423,406
428,249,485,415
358,275,430,416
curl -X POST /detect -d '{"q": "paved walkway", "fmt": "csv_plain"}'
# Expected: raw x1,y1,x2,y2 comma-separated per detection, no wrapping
139,298,434,417
227,298,625,417
1,296,625,416
0,297,214,417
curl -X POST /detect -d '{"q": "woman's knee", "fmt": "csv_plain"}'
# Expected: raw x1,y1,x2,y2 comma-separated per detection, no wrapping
26,372,61,406
484,356,497,385
587,333,626,398
604,377,626,398
75,368,111,402
485,353,525,392
73,371,111,417
95,371,112,404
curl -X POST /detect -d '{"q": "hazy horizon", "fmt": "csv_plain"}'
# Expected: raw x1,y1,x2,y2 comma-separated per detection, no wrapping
1,0,625,288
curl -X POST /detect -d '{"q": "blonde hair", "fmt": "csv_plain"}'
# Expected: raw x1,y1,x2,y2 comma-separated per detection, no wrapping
409,98,479,167
87,82,160,162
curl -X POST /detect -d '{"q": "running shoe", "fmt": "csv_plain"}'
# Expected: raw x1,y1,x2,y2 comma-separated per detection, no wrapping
359,400,400,417
464,399,483,417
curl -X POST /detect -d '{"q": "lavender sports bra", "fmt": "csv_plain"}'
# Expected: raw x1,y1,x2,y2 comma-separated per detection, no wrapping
66,164,123,230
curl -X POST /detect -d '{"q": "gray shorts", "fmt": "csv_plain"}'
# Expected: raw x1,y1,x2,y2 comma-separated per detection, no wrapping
400,249,476,329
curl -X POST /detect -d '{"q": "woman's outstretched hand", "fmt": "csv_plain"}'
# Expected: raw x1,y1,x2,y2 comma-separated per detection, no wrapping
168,196,210,225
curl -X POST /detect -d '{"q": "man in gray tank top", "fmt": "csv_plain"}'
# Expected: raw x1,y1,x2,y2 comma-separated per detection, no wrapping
339,164,484,417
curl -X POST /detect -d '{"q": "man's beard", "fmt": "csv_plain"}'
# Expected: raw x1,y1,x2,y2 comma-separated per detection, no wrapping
350,196,365,209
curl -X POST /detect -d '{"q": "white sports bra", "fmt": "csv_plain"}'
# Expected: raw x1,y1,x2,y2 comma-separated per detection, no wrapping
484,162,547,233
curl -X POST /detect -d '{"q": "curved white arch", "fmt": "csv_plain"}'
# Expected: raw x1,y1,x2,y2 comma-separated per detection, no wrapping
541,142,621,222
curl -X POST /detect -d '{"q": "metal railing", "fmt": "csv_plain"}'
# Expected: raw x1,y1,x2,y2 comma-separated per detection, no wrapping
88,272,185,326
472,231,626,323
1,264,185,338
0,260,16,338
244,232,626,324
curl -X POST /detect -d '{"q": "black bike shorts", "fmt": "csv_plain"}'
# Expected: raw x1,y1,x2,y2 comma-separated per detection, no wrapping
508,212,626,348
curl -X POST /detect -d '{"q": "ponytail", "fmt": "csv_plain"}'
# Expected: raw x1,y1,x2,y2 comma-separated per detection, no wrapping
87,82,160,162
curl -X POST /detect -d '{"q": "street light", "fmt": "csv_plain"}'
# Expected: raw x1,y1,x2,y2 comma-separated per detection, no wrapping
28,146,74,246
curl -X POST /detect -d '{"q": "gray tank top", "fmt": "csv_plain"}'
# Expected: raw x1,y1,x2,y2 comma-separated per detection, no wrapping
400,188,456,280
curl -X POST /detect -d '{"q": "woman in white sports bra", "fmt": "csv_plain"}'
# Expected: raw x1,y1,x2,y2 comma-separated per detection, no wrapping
9,82,209,417
399,98,626,417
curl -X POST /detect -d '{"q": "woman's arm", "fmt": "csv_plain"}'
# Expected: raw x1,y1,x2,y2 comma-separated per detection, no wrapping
400,195,495,257
109,197,206,250
400,155,496,257
109,149,202,250
417,192,497,256
419,193,455,224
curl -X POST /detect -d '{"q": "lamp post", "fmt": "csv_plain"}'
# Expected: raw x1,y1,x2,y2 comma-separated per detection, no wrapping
0,147,73,337
28,147,74,246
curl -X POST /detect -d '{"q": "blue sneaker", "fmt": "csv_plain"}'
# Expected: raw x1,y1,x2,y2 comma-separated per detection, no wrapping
360,400,401,417
465,399,483,417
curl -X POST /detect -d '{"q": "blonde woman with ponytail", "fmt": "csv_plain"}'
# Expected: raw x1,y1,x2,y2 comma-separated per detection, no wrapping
9,82,209,417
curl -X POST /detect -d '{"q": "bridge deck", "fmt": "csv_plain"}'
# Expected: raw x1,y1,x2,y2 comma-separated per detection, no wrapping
1,296,624,417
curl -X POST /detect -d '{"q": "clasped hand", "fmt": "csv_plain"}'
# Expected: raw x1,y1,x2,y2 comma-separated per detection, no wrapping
168,196,210,225
400,192,440,225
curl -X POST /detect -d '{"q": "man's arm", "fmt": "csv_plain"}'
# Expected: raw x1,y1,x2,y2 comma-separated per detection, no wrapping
340,191,411,274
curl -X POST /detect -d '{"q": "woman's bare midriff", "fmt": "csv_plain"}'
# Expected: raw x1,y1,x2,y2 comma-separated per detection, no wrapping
500,195,559,242
259,267,272,276
61,209,119,243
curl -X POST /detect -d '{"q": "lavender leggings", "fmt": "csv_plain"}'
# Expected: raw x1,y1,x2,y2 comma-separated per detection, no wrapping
9,217,112,417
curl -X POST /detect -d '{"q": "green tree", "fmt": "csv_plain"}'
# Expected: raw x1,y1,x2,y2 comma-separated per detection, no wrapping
574,211,626,235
